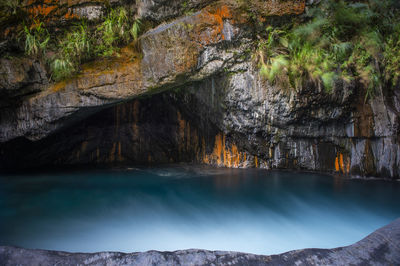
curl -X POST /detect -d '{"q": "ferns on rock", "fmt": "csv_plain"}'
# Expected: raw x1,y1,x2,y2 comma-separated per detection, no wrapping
258,0,400,98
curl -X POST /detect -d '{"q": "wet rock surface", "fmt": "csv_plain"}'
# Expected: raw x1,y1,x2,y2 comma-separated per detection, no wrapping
0,57,48,104
1,218,400,266
0,1,250,142
137,0,216,22
0,0,399,178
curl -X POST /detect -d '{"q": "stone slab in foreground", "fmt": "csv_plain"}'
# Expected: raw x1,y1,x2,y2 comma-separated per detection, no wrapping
1,218,399,265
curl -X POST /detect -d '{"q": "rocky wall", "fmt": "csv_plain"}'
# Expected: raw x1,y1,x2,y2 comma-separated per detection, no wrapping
1,0,399,179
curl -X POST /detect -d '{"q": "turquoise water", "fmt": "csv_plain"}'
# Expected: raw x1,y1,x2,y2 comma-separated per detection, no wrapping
0,166,399,255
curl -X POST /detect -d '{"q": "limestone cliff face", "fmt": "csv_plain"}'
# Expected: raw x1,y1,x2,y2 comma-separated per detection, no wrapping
0,0,399,179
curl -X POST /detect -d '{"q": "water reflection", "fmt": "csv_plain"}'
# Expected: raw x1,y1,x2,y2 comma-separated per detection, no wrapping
0,166,399,255
333,174,344,191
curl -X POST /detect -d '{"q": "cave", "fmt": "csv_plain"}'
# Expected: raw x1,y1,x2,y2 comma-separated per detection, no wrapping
1,0,400,265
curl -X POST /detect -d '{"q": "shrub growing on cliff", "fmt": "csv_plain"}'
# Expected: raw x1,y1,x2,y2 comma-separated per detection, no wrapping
48,7,143,81
258,0,400,98
383,24,400,86
22,21,50,56
50,58,75,81
63,22,92,62
96,7,131,57
51,22,92,81
130,18,142,41
95,7,143,56
0,0,22,23
0,0,21,16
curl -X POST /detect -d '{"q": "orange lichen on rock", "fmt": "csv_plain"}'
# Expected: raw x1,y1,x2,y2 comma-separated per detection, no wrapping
193,4,233,45
24,0,59,20
23,0,83,21
208,5,232,40
64,9,78,19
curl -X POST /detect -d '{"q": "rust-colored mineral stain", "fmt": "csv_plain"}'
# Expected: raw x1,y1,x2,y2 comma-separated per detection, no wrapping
131,100,140,141
339,153,344,173
192,129,199,155
201,137,207,164
118,142,122,162
109,142,116,162
334,152,347,173
114,105,120,132
132,100,140,123
81,141,88,153
177,111,186,153
222,134,227,165
214,133,223,165
186,123,191,151
50,80,67,92
96,147,100,161
231,144,240,167
335,155,340,172
199,132,245,168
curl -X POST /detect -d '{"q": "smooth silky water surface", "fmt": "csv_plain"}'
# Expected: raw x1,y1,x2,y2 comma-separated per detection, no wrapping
0,166,399,255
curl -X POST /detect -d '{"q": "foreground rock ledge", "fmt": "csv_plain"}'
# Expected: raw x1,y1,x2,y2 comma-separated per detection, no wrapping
1,218,399,266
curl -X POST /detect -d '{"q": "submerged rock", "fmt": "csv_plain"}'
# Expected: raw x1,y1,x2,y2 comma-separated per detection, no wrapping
1,218,400,265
